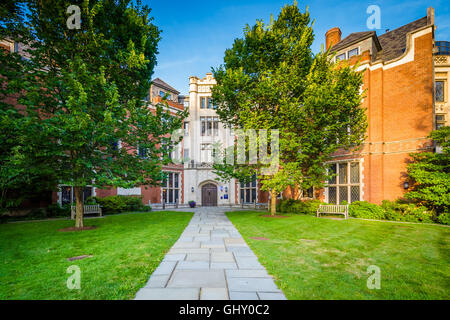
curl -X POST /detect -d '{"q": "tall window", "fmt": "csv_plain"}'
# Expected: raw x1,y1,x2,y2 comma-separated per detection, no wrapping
336,53,346,62
302,187,314,199
61,186,93,205
200,117,219,136
208,97,213,109
348,48,359,58
184,122,189,136
200,97,206,108
162,172,180,204
327,162,360,204
240,174,257,203
436,81,444,102
200,143,212,162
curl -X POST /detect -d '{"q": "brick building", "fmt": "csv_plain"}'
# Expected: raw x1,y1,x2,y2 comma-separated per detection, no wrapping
321,7,436,205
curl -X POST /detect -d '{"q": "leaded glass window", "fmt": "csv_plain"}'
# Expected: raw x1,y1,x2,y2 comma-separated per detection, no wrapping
162,172,180,204
436,81,444,102
240,174,257,203
327,161,361,204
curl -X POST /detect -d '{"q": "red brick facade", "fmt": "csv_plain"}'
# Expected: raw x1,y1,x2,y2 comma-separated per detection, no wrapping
321,11,435,204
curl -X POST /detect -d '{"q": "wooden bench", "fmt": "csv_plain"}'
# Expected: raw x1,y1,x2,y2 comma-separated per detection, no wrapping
317,204,349,219
71,205,102,220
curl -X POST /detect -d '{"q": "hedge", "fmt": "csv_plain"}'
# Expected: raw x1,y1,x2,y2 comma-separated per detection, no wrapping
277,198,448,225
86,195,151,214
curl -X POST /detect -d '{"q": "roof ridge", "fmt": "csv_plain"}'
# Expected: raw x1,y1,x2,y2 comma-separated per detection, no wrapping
378,16,427,39
152,78,180,94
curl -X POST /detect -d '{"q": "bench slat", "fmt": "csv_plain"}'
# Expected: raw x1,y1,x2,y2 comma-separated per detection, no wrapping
317,204,349,219
70,204,102,219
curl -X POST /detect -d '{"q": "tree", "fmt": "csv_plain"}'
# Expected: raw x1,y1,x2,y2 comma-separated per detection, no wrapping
0,0,60,216
211,2,367,215
0,0,186,227
405,126,450,214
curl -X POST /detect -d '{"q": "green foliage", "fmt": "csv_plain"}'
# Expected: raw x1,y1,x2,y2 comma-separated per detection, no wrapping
278,199,323,215
89,195,151,214
0,1,185,225
8,203,71,221
349,201,385,220
381,200,435,223
405,126,450,214
210,2,367,211
437,212,450,225
45,203,71,217
349,200,436,223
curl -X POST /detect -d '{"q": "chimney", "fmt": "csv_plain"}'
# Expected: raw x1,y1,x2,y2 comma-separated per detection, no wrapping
325,27,342,50
427,7,435,26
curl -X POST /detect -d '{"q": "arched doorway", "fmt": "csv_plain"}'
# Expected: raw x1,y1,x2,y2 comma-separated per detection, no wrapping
201,183,217,207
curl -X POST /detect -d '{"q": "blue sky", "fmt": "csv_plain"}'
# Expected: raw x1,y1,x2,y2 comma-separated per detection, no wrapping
146,0,450,95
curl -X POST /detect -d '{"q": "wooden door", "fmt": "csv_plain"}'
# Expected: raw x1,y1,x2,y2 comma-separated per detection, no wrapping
202,183,217,206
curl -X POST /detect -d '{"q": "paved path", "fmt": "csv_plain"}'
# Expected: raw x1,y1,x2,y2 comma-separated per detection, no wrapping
134,207,286,300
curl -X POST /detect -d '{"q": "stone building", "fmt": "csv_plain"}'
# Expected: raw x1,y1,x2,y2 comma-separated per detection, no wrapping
182,73,268,207
434,41,450,128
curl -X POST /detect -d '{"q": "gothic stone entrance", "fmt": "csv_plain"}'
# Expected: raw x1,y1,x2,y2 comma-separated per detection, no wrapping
201,183,217,207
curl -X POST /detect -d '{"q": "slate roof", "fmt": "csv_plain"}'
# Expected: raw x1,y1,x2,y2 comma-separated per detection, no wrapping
152,78,180,94
376,17,428,61
332,31,377,52
331,16,429,62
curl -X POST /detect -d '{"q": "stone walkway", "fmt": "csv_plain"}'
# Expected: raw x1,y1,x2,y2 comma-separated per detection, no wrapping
134,207,286,300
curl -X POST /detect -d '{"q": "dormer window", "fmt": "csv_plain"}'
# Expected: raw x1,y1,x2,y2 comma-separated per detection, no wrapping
336,53,346,62
348,48,359,58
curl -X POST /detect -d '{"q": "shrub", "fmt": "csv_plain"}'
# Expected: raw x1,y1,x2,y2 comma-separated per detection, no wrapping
381,200,435,223
349,201,385,220
46,203,70,217
437,212,450,225
278,199,322,215
28,208,47,219
88,195,151,214
405,126,450,214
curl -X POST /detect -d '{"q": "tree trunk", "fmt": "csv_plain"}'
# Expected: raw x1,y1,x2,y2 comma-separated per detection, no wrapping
270,189,277,216
74,186,84,228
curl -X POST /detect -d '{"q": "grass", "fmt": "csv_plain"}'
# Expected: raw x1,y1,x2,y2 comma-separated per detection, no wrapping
226,211,450,300
0,211,193,300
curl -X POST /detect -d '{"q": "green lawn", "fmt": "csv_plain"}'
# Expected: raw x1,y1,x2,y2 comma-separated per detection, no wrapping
0,211,193,300
227,211,450,300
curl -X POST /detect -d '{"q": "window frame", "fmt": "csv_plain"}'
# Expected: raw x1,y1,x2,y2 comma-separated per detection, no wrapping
161,172,180,204
336,53,346,62
435,80,445,103
326,161,361,204
59,185,93,206
240,174,258,204
200,97,206,109
348,47,359,58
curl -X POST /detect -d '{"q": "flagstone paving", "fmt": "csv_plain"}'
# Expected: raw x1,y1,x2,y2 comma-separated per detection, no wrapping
134,207,286,300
